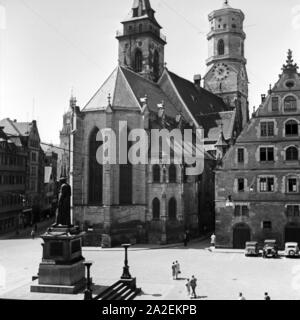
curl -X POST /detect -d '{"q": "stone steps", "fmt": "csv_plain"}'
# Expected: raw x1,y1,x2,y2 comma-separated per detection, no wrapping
93,279,141,301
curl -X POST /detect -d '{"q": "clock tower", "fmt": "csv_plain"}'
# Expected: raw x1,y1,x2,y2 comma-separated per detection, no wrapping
203,0,249,131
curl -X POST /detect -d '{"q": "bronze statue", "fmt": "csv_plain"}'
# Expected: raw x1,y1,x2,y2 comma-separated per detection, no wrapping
56,177,71,226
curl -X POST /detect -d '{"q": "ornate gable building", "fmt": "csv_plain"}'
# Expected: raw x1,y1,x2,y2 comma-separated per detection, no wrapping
215,50,300,248
60,0,249,245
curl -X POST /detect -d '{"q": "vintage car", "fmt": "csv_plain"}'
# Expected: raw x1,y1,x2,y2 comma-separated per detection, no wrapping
262,240,279,258
245,242,260,257
285,242,300,258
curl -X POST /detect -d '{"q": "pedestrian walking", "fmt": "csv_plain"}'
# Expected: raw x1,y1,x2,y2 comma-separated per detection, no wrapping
238,292,246,300
175,261,181,279
31,229,35,239
264,292,271,300
185,279,191,297
183,232,188,247
172,262,176,280
210,233,216,247
190,275,197,299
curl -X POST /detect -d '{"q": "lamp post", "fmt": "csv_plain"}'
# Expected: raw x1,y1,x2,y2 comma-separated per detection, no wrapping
84,261,93,300
121,244,132,280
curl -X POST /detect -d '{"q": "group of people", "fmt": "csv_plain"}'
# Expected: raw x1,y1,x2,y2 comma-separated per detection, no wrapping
171,261,181,280
239,292,271,300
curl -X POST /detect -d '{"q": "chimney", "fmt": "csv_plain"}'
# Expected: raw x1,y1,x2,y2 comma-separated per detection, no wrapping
261,94,266,103
194,74,202,89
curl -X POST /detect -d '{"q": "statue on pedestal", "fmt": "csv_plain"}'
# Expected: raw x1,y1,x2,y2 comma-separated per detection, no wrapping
55,177,71,227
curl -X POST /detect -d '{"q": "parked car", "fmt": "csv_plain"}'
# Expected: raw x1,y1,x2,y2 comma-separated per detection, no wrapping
245,241,260,257
262,240,279,258
285,242,300,258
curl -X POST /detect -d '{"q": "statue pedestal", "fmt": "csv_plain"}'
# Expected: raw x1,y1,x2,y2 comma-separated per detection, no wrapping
31,226,86,294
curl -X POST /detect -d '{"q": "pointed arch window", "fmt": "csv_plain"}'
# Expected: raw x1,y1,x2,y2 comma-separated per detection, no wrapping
134,49,143,73
218,39,225,56
169,164,177,183
152,198,160,220
153,165,160,183
168,197,177,220
119,134,133,205
89,128,103,205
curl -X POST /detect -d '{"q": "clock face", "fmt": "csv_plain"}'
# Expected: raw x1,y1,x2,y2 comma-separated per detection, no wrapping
213,63,230,81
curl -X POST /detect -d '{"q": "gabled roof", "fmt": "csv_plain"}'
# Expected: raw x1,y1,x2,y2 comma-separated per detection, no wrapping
121,67,178,118
166,70,227,118
197,110,236,142
83,67,140,112
0,118,33,137
83,66,178,118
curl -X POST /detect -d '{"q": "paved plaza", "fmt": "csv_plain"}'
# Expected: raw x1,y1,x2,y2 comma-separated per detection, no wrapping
0,238,300,300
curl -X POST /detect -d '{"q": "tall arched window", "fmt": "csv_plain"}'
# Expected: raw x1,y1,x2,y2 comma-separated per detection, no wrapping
168,197,177,220
286,147,299,161
284,96,297,112
286,120,298,136
119,135,132,205
153,50,160,82
89,128,103,204
153,165,160,183
134,49,143,73
152,198,160,220
217,39,225,55
169,164,177,183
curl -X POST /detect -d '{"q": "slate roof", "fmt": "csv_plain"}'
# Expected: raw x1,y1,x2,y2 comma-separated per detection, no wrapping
166,71,227,118
196,111,236,142
83,66,179,118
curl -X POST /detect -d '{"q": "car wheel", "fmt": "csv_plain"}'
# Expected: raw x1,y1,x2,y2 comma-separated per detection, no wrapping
289,250,295,256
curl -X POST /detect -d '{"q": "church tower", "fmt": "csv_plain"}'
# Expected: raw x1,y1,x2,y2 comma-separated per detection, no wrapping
116,0,166,82
203,0,249,131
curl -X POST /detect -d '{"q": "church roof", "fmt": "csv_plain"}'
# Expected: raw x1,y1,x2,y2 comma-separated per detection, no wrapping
83,66,178,118
196,110,236,142
166,70,227,117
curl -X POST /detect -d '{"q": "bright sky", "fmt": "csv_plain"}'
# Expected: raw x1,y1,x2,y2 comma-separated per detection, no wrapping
0,0,300,145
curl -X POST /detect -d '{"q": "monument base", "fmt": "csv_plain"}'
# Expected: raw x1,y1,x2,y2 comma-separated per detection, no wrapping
31,278,86,295
30,226,86,295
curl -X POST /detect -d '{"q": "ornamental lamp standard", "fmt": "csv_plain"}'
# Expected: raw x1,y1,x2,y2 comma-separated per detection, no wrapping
121,244,132,280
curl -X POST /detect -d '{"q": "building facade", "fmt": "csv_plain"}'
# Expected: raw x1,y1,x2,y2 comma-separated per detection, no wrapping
215,50,300,248
0,127,26,234
0,118,45,224
59,0,248,246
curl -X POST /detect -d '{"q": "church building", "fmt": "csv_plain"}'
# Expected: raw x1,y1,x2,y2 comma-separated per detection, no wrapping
59,0,250,246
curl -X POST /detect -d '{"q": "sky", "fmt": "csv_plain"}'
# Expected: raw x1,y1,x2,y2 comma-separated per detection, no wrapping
0,0,300,145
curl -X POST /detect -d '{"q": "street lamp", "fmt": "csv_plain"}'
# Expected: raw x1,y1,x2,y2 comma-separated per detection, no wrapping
84,261,93,300
121,244,132,280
